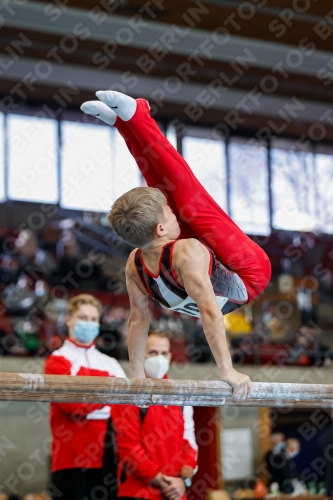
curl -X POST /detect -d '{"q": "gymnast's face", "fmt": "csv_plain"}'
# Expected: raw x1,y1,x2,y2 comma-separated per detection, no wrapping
161,203,181,240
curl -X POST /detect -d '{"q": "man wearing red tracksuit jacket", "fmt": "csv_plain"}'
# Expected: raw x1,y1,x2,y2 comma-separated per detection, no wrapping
45,293,126,500
112,330,198,500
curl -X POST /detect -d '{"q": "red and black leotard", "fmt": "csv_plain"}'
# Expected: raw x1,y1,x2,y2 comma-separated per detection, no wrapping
134,241,248,318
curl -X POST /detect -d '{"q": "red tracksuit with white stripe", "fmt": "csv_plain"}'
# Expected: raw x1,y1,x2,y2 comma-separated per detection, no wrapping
112,376,198,500
44,338,126,473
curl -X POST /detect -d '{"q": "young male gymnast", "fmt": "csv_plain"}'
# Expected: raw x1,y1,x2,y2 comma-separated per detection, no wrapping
81,92,271,399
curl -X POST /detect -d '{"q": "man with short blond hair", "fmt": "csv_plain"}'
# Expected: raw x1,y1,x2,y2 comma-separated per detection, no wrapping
81,91,272,399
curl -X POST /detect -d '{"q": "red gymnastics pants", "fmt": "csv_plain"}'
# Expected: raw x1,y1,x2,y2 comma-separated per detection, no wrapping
114,99,271,302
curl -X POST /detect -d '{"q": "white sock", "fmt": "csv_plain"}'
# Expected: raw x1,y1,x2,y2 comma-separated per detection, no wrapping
80,101,117,126
95,91,137,121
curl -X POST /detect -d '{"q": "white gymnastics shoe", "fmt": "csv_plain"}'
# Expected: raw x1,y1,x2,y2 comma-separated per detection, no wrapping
95,90,137,121
80,100,117,126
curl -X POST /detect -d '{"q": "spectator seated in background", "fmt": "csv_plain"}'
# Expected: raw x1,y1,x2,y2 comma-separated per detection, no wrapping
112,329,198,500
53,229,80,289
45,293,127,500
262,304,285,341
1,273,36,317
53,228,109,291
157,308,184,339
284,438,300,479
14,318,42,356
15,229,57,280
103,306,127,332
6,276,50,317
265,432,285,457
265,434,301,494
265,433,286,491
287,325,333,367
97,306,128,359
0,255,20,289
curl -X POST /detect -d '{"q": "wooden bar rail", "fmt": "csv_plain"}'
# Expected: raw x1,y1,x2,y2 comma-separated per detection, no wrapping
0,373,333,407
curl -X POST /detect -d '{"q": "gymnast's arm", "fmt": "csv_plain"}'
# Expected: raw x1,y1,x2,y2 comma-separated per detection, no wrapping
175,239,252,399
126,255,151,378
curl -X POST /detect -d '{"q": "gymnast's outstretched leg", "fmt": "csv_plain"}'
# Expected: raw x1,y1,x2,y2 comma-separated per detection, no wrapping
82,92,271,303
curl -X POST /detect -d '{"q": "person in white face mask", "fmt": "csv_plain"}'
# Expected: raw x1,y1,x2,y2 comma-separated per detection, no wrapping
45,294,127,500
144,330,172,379
112,329,198,500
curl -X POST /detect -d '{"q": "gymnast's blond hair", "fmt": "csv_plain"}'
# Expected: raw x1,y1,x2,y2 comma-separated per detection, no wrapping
107,187,167,248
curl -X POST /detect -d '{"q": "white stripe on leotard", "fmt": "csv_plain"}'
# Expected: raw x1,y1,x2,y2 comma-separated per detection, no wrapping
154,276,228,318
155,276,185,307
